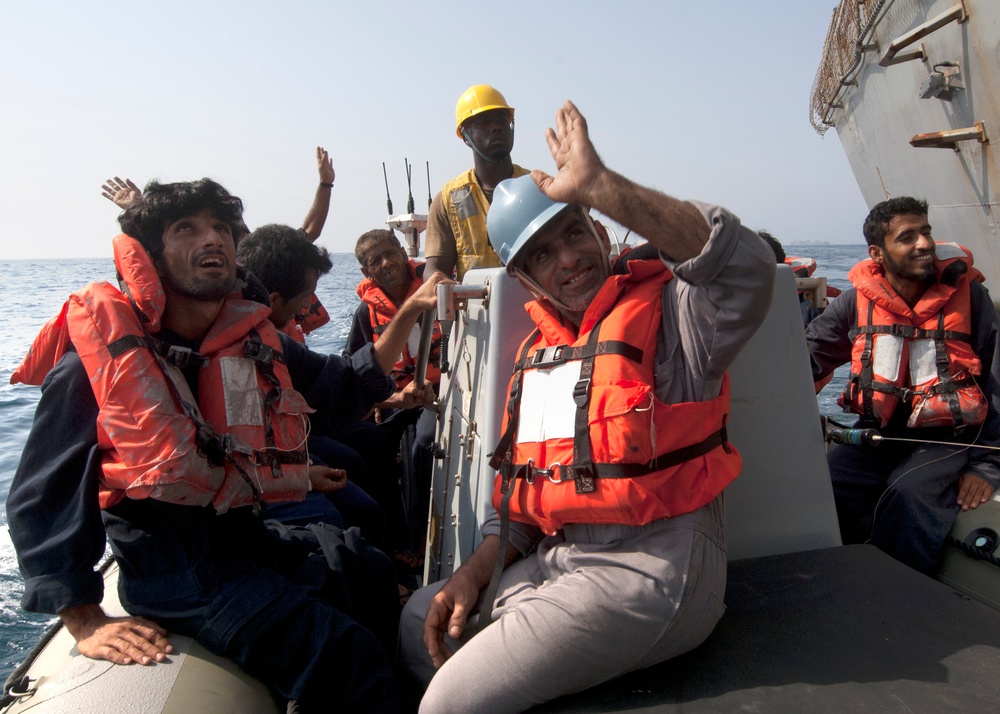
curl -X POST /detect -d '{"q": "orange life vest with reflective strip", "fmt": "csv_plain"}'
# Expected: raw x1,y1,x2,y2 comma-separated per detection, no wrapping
356,260,442,388
491,257,742,535
840,242,987,431
12,234,312,513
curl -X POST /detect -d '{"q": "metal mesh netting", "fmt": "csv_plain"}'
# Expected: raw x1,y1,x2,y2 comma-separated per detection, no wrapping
810,0,890,135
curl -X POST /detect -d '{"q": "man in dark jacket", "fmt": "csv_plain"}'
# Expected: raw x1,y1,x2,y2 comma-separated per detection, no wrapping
8,178,444,712
806,196,1000,574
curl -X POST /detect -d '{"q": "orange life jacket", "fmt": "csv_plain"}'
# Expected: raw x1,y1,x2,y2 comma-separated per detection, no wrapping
786,255,817,277
786,255,841,298
293,294,330,337
840,242,987,431
279,321,307,344
12,234,312,513
490,257,742,535
356,260,442,388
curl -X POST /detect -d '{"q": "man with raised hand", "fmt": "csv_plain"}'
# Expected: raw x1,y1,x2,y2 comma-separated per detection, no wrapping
399,101,775,713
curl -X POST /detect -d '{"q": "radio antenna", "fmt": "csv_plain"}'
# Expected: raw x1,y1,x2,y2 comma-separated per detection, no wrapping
426,162,432,209
382,162,393,215
405,158,415,214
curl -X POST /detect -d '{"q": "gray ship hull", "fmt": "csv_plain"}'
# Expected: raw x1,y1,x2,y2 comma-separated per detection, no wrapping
812,0,1000,286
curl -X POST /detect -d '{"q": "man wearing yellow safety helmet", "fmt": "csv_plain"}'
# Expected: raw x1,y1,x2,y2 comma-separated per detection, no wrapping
424,85,530,281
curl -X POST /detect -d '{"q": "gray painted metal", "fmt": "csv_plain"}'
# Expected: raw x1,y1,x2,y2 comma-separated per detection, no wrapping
725,265,841,558
829,0,1000,288
425,268,535,581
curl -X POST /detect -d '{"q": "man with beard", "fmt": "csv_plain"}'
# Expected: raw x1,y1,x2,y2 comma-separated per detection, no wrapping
806,196,1000,573
346,229,449,561
424,85,530,281
8,179,445,712
399,101,775,712
101,146,338,341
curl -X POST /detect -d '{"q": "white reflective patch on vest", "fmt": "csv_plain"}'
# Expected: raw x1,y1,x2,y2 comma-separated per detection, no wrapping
909,338,938,385
406,323,421,358
872,334,903,382
934,242,965,261
220,357,264,426
516,361,582,443
451,186,479,220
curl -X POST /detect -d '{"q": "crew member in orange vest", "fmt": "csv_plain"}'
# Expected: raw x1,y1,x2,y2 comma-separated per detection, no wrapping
346,229,444,558
399,101,775,712
806,196,1000,574
9,178,445,712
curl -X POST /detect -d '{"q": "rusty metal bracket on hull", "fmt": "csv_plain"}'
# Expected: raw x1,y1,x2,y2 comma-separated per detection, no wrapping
910,120,988,149
880,1,968,66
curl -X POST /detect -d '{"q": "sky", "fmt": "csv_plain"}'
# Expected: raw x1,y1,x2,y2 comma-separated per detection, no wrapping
0,1,869,261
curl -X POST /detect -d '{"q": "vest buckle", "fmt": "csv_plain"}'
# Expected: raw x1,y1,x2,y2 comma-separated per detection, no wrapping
244,339,275,364
531,462,564,484
164,345,207,369
532,345,566,367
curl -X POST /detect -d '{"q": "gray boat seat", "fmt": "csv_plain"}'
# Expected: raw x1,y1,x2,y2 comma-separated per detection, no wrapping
724,264,841,559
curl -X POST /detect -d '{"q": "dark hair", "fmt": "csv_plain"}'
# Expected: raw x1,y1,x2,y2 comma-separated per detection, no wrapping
236,224,332,300
757,230,785,263
118,178,244,259
862,197,929,248
354,229,402,265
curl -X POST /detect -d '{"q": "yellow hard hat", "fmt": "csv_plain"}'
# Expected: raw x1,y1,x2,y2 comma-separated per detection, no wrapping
454,85,514,138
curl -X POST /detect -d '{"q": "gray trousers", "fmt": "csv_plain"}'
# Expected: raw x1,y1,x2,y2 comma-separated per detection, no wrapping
399,496,727,714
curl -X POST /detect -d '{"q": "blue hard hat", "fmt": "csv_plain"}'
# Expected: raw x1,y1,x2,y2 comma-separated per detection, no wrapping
487,175,574,269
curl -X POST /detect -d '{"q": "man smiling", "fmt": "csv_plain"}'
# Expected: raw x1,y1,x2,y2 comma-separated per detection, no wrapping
346,229,448,560
807,196,1000,573
400,101,775,712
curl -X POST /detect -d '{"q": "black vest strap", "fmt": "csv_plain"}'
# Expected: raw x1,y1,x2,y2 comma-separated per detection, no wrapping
853,322,972,343
247,328,285,479
932,312,968,432
515,339,643,370
508,419,730,483
107,334,210,369
571,326,603,494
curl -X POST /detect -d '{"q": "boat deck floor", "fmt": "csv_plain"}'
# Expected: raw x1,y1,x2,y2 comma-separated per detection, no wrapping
534,544,1000,713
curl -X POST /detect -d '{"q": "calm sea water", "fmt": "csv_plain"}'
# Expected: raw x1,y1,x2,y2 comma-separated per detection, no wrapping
0,244,867,683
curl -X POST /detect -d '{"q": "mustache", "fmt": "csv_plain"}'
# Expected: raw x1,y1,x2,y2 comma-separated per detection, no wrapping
554,259,598,284
192,248,229,263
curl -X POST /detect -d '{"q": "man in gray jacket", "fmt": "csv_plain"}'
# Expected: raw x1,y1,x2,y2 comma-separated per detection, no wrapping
399,100,776,713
